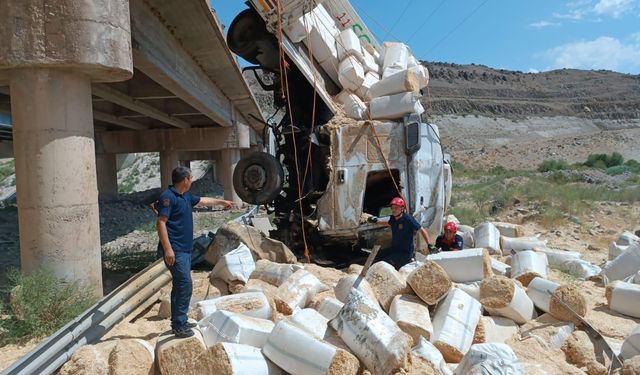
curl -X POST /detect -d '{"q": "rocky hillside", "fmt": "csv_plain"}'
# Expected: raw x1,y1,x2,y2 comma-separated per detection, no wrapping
422,62,640,121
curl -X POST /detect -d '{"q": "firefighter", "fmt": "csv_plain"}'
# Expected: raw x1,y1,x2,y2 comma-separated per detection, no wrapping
368,197,431,269
435,221,464,252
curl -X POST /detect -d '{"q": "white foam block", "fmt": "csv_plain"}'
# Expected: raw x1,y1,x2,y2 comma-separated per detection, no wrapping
198,310,274,348
427,248,488,283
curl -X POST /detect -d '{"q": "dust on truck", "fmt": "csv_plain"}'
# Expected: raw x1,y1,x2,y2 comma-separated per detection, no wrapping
227,0,452,260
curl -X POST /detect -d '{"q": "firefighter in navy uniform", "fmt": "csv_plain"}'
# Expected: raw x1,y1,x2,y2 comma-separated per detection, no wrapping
368,197,432,269
435,221,464,252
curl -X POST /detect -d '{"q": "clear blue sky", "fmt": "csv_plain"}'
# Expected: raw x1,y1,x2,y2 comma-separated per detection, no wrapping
210,0,640,74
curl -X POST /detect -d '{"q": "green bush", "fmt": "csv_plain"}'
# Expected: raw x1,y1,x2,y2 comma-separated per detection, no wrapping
0,269,96,344
538,159,569,172
607,160,640,176
584,152,624,168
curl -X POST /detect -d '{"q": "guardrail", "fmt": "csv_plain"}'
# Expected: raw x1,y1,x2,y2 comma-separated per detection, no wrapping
2,205,258,375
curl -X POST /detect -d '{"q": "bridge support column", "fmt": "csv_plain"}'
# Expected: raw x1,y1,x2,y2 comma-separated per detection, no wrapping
219,149,242,207
1,0,133,297
160,151,179,189
11,69,103,296
96,153,118,196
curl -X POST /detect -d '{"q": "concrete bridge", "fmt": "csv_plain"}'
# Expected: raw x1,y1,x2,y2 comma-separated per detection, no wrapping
0,0,265,296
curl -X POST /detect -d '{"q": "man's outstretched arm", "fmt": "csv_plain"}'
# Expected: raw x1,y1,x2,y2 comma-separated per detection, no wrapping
197,197,235,209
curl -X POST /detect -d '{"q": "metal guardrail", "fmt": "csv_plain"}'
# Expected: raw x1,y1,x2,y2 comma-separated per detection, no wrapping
2,205,258,375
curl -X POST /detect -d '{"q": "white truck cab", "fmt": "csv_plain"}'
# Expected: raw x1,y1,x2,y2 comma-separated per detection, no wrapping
227,0,450,262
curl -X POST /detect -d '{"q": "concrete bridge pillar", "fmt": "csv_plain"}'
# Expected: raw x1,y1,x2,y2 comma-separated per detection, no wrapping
219,149,242,207
160,151,179,189
0,0,133,297
96,153,119,196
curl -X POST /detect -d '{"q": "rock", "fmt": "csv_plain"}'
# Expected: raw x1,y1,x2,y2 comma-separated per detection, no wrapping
204,221,296,265
108,339,154,375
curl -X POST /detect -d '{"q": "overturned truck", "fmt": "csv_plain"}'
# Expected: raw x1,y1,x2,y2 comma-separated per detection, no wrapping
227,0,451,259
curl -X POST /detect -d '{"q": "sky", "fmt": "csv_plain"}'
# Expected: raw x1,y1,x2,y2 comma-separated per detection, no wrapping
211,0,640,74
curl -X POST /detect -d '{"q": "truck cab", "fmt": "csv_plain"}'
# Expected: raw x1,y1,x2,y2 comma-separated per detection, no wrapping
226,0,450,262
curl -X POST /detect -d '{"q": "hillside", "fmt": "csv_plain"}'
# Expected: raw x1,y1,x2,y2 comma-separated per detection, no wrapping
423,62,640,121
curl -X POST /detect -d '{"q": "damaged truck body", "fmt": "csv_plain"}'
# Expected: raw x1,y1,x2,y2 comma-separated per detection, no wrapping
227,0,451,259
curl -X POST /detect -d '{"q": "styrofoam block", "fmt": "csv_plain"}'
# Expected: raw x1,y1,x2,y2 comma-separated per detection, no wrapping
368,69,420,99
430,288,482,363
398,261,423,283
382,42,409,78
457,225,475,249
195,292,272,321
209,342,285,375
454,343,519,375
479,316,518,344
609,230,638,260
500,236,547,253
389,294,433,343
336,28,363,61
338,56,365,91
274,269,328,315
356,71,380,100
426,248,491,283
617,230,640,246
250,260,304,287
198,310,274,348
408,65,429,89
454,281,481,301
307,25,338,64
316,297,343,320
263,321,345,375
607,281,640,318
490,258,510,277
446,214,460,224
491,222,525,238
554,258,601,280
284,13,311,43
483,281,535,324
532,247,581,268
510,250,548,286
361,48,379,73
334,274,378,305
621,324,640,360
601,242,640,282
474,222,501,255
369,92,424,120
365,261,410,311
210,243,256,284
526,277,559,313
412,336,453,375
289,308,329,339
609,242,629,261
335,90,366,120
330,288,412,374
318,58,340,86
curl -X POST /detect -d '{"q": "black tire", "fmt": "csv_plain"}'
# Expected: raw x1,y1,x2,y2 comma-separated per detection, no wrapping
233,152,284,205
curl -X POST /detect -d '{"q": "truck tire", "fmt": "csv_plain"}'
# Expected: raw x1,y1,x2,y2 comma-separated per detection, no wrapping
233,152,284,205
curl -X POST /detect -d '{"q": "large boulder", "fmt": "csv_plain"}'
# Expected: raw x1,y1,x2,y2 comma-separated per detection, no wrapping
204,221,296,265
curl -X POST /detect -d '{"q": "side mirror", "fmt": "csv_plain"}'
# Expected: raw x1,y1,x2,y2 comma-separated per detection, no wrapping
405,121,421,154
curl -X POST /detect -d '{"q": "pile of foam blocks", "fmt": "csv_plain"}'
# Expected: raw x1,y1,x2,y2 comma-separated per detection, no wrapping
144,219,640,375
284,3,429,121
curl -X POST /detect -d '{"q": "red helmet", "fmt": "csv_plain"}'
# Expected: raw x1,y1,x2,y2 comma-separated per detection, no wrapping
389,197,406,207
444,221,458,233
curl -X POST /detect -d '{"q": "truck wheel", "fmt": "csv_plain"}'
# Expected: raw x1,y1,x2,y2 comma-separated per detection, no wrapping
233,152,284,205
